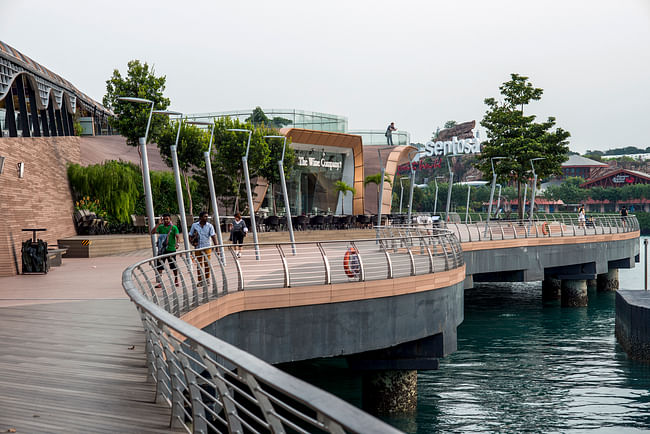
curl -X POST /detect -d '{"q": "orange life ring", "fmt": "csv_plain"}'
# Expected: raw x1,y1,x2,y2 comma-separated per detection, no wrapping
541,222,549,236
343,247,360,278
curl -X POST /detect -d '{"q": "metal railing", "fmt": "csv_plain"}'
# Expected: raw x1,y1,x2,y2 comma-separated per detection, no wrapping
122,231,462,433
379,214,639,243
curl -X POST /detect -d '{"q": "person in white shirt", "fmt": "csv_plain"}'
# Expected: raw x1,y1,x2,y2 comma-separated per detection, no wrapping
189,211,218,284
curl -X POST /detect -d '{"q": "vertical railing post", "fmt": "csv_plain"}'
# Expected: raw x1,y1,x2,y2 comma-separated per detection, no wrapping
350,241,365,281
277,244,291,288
317,243,331,285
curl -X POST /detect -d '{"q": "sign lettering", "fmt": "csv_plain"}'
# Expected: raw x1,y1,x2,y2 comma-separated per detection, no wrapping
423,136,482,157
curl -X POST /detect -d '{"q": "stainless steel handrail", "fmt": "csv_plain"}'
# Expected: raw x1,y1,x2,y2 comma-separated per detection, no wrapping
382,214,639,243
123,231,463,433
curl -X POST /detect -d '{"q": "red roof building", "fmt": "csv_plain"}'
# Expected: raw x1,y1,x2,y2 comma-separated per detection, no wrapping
580,168,650,188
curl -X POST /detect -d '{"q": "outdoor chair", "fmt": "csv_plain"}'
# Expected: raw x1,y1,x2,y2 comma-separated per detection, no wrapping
324,214,333,229
295,215,309,231
264,215,280,231
310,215,325,230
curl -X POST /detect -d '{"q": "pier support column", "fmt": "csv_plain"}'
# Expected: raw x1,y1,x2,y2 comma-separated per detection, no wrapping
362,370,417,415
597,269,619,292
561,279,588,307
587,278,598,292
542,278,561,300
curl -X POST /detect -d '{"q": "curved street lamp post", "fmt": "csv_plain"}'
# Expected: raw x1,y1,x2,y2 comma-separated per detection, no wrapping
187,120,226,263
484,156,507,237
264,135,296,255
407,150,425,224
529,157,546,230
227,128,260,260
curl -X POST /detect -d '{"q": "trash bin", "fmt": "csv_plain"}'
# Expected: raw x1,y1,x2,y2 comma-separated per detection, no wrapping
21,228,49,274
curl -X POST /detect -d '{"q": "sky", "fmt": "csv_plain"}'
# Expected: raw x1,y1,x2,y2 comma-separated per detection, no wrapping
1,0,649,153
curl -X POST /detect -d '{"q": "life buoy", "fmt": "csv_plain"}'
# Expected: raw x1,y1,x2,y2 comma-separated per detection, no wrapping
541,222,549,236
343,247,360,278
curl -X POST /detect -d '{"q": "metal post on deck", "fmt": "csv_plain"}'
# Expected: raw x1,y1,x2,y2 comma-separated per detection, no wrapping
645,238,648,290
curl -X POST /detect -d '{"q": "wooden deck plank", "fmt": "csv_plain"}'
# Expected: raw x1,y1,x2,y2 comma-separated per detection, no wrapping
0,299,177,433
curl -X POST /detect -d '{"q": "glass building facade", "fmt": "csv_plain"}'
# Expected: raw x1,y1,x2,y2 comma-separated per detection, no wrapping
185,108,348,133
350,129,411,147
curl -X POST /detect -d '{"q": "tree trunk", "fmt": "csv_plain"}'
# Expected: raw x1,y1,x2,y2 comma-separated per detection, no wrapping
234,173,242,214
271,183,277,215
182,171,193,215
518,181,523,220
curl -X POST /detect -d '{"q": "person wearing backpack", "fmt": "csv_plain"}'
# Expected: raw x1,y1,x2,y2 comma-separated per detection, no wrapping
151,213,180,287
230,212,247,258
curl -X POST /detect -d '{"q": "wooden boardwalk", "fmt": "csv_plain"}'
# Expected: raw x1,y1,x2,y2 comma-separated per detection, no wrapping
0,253,176,433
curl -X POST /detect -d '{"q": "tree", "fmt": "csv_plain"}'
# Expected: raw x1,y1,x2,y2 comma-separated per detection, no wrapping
543,177,587,204
103,60,170,146
364,173,393,213
334,181,356,215
431,120,458,140
245,106,293,129
156,120,209,214
476,73,571,219
206,117,271,214
257,132,296,215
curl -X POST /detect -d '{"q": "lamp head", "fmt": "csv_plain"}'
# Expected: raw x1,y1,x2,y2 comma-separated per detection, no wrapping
186,121,213,126
118,96,152,104
152,110,182,116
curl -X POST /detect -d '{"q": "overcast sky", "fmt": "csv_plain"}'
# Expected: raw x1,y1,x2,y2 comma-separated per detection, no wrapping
2,0,649,153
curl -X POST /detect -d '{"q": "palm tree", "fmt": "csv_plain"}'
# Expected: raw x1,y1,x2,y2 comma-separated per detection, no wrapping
364,173,393,213
334,181,356,215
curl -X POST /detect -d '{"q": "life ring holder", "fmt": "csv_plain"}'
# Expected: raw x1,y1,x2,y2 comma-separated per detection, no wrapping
343,247,361,278
541,222,549,236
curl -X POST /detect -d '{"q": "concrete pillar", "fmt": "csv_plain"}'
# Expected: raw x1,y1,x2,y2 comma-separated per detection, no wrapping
597,269,619,292
542,278,561,301
561,279,588,307
587,279,598,292
362,370,417,415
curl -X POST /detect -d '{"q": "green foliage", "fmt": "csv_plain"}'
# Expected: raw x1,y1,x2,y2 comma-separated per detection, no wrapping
149,171,200,215
444,120,458,129
257,133,296,215
197,117,271,214
156,120,210,213
103,60,170,146
634,212,650,235
476,73,571,218
73,121,83,136
74,196,108,220
364,173,393,188
245,106,293,129
334,181,356,215
68,161,142,223
543,177,588,204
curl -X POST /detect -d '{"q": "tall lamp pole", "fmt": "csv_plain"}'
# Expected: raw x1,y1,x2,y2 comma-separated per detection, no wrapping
376,147,393,228
529,157,545,228
227,128,259,260
187,120,225,263
465,176,477,223
264,135,296,255
495,183,502,216
523,183,528,214
162,111,193,254
484,156,506,237
433,175,445,216
407,150,424,224
399,176,409,214
444,155,457,221
117,96,160,256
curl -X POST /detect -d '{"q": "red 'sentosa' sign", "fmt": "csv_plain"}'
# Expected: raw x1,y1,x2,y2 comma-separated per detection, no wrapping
397,158,443,174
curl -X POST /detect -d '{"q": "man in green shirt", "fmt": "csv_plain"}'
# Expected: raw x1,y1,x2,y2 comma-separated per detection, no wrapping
151,213,180,287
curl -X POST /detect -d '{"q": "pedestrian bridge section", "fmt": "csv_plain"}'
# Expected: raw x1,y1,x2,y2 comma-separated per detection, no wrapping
123,230,463,432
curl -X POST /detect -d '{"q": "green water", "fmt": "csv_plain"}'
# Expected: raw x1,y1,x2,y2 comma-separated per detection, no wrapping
285,238,650,432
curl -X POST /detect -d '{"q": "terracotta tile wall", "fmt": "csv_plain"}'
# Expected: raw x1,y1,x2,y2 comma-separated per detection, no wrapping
0,137,80,276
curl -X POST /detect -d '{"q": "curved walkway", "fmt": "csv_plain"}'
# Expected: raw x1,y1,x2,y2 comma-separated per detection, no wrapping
0,256,175,433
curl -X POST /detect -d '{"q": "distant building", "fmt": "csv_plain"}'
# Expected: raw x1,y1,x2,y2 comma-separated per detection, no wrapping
561,155,608,180
580,168,650,188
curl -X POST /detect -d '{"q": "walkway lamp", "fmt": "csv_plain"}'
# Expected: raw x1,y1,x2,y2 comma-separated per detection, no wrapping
529,157,546,228
159,111,195,253
465,176,477,223
187,120,226,262
227,128,259,260
433,175,445,216
523,183,528,214
495,183,502,217
399,176,409,214
407,150,425,224
264,135,296,255
376,147,393,228
117,96,158,256
444,155,457,220
484,156,506,237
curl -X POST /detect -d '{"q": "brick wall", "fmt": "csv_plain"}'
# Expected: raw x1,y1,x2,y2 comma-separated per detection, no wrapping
0,137,81,276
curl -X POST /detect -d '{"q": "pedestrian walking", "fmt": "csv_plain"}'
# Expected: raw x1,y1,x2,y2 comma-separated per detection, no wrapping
189,211,218,284
385,122,397,146
578,206,586,228
620,206,628,226
151,213,180,287
230,212,248,258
